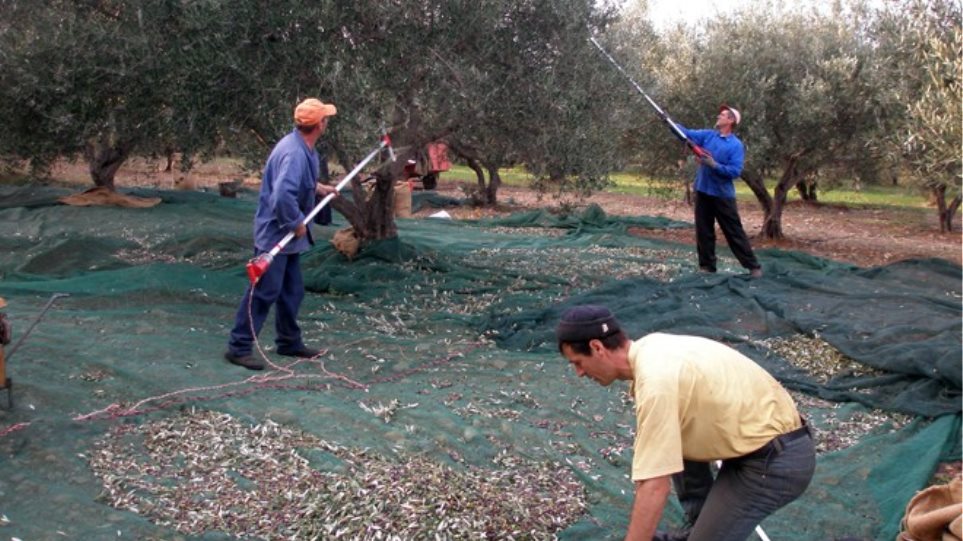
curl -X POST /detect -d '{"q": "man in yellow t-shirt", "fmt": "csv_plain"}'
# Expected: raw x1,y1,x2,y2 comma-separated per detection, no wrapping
556,305,815,541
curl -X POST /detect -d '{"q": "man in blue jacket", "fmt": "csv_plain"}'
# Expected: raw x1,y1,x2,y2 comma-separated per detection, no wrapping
225,98,339,370
679,106,762,278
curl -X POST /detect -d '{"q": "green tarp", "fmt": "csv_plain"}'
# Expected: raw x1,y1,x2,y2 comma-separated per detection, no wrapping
0,185,958,540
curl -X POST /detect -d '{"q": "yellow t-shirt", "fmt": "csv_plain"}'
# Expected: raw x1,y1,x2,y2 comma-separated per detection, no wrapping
628,333,802,481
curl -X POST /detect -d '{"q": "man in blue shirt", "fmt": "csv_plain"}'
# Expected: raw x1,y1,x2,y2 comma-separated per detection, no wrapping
678,106,762,278
225,98,339,370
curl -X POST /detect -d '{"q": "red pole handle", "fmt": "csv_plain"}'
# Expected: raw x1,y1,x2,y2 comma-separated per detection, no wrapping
690,144,711,159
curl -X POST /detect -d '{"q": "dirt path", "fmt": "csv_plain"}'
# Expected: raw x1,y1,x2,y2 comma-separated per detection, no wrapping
425,183,961,268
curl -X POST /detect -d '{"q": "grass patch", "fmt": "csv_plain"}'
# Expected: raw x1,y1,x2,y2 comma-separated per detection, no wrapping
443,165,532,186
441,165,929,209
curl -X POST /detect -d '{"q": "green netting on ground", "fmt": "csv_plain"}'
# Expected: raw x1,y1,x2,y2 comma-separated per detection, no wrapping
411,190,464,212
0,185,959,540
490,256,961,418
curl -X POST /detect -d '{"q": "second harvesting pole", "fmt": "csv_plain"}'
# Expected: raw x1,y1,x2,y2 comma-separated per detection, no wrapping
588,36,711,160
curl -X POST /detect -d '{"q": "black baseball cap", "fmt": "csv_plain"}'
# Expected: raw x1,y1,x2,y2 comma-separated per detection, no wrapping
555,305,621,343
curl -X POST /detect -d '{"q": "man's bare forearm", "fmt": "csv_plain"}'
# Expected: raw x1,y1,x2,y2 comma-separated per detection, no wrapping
625,475,672,541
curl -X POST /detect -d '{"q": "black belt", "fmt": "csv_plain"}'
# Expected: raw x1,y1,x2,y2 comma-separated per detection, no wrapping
739,421,812,461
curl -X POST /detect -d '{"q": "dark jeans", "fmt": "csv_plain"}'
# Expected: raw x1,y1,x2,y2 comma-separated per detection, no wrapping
227,252,305,356
670,429,816,541
694,191,760,272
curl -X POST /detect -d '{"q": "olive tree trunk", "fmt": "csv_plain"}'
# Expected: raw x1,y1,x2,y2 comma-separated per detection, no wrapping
741,168,773,217
84,137,131,191
933,185,962,233
484,165,502,206
448,139,503,207
758,158,804,239
330,148,406,243
795,178,818,201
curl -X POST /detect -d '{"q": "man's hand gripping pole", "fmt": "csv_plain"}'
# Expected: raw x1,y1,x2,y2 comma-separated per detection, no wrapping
245,131,396,285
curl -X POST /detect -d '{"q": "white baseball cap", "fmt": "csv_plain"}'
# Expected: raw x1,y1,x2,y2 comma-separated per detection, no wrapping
720,105,741,125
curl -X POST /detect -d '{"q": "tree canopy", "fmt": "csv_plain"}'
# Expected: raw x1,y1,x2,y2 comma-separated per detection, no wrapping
623,1,895,238
0,0,635,239
0,0,959,238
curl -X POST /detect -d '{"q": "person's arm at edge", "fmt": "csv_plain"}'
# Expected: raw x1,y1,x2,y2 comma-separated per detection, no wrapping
625,475,672,541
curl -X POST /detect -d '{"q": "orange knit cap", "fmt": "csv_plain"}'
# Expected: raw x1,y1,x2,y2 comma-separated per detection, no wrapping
293,98,337,126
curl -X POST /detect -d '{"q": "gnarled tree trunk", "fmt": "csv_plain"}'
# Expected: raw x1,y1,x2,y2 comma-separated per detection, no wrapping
484,165,501,206
760,158,801,239
448,139,502,207
461,157,500,206
84,137,131,191
330,148,407,243
463,156,488,204
948,195,962,232
795,178,818,201
933,185,962,233
741,168,773,216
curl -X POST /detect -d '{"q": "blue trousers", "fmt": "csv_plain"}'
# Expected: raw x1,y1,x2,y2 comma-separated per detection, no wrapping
227,252,305,356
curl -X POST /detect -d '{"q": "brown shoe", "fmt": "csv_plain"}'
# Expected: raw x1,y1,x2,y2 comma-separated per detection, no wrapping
224,351,265,370
750,268,763,278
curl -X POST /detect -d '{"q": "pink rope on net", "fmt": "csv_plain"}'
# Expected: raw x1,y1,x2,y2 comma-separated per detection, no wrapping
0,422,31,438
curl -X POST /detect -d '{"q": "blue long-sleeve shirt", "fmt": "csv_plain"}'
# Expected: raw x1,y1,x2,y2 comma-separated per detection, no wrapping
253,129,321,254
678,125,744,199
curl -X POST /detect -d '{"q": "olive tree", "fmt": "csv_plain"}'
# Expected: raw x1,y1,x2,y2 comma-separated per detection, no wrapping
197,0,626,232
0,1,173,189
0,0,628,242
875,0,962,232
0,0,324,188
521,6,647,203
392,0,630,207
629,2,888,239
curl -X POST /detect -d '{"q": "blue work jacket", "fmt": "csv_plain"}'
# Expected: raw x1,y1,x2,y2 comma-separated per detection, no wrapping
253,130,321,254
678,125,745,199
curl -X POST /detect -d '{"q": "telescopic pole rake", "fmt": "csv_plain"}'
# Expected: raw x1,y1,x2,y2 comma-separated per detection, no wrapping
2,292,69,409
245,131,396,285
588,36,711,160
